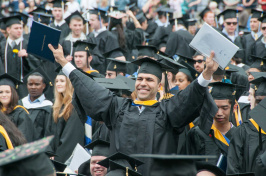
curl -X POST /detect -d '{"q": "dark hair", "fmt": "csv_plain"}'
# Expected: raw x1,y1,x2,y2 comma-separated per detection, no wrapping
0,86,19,115
232,57,242,65
28,72,45,84
0,111,27,146
109,21,126,49
186,74,193,83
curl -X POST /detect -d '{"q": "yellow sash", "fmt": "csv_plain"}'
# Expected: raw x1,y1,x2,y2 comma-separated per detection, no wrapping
1,107,6,112
162,93,174,100
249,119,266,134
0,125,13,149
234,101,243,127
211,124,229,146
13,105,29,114
86,70,99,74
133,100,158,106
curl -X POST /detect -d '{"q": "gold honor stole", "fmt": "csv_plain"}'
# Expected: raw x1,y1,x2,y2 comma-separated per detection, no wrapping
13,105,29,114
249,119,266,134
86,70,99,74
234,100,243,127
0,125,14,149
211,125,230,146
133,100,158,106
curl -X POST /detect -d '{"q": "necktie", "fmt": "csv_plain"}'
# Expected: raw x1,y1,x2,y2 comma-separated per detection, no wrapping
11,40,16,48
254,33,258,40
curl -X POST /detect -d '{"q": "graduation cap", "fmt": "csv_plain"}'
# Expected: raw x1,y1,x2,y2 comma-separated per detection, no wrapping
169,17,184,25
30,7,52,15
251,9,264,19
250,75,266,96
258,14,266,23
106,58,130,74
136,12,146,24
108,5,119,12
130,154,217,176
90,8,108,22
196,161,225,176
104,160,142,176
51,0,66,8
156,7,174,20
209,82,243,100
227,173,255,176
98,152,144,170
109,11,127,26
73,40,96,55
157,54,186,75
116,74,135,93
132,57,170,81
0,73,22,89
9,12,29,26
0,136,55,175
250,55,266,71
179,60,199,80
199,7,211,19
249,72,266,80
32,12,54,25
217,9,240,20
51,160,67,172
176,53,195,67
136,45,158,59
84,139,110,157
65,10,86,25
94,78,130,91
187,18,197,26
128,3,139,13
224,65,238,79
2,15,22,27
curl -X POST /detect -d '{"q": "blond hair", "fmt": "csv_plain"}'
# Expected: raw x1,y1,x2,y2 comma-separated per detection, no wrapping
53,75,74,123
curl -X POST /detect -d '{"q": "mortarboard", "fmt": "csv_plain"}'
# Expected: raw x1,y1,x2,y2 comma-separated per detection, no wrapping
249,72,266,80
109,11,127,26
106,58,130,74
157,54,186,75
30,7,52,15
84,139,110,157
258,14,266,23
250,55,266,71
209,82,245,100
9,12,29,26
51,0,67,8
179,60,199,80
32,12,54,25
116,74,136,93
0,73,23,89
51,160,67,172
251,9,264,19
65,10,86,25
130,154,216,176
108,5,119,12
187,18,197,26
217,9,240,20
175,53,195,67
196,161,226,176
98,152,144,170
73,40,96,54
128,3,139,12
132,57,170,81
199,7,211,19
105,160,142,176
227,173,255,176
0,136,55,176
2,15,22,27
250,75,266,96
136,12,146,24
224,65,238,79
94,78,130,91
89,8,108,22
169,17,184,25
136,45,158,59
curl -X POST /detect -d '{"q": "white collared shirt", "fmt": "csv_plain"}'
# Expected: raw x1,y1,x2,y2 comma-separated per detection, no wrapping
54,20,66,27
93,26,107,37
7,37,22,47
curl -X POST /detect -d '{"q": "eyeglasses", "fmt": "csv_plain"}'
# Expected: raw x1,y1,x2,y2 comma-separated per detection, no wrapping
262,27,266,30
226,22,237,26
194,60,204,64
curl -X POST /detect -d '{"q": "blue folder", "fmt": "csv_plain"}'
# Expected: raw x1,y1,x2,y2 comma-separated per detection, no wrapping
27,21,61,63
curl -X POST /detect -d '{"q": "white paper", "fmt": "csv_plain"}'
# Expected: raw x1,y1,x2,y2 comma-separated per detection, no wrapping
68,143,91,172
189,22,239,69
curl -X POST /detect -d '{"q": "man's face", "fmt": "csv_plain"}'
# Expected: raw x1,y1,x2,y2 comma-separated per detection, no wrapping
89,14,101,30
214,99,231,124
90,156,107,176
7,24,22,40
250,18,260,32
69,19,84,36
204,12,215,26
52,7,63,21
27,75,46,99
261,23,266,37
247,68,260,82
105,71,116,79
74,51,88,70
224,18,238,34
135,73,161,101
193,55,205,73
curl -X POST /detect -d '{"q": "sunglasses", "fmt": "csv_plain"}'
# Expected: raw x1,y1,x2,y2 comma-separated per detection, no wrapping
194,60,204,64
226,22,237,26
262,27,266,30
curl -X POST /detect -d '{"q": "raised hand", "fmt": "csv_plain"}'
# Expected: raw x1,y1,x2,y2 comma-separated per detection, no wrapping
202,51,219,80
48,44,68,67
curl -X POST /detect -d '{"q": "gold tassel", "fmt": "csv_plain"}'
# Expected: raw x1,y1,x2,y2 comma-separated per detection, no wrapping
126,167,129,176
261,61,264,66
50,82,53,86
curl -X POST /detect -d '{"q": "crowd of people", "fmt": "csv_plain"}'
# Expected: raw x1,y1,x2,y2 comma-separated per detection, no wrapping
0,0,266,175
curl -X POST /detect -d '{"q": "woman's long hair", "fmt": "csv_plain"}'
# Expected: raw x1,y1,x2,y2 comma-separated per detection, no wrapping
109,20,126,49
53,75,74,123
0,86,19,115
0,111,27,146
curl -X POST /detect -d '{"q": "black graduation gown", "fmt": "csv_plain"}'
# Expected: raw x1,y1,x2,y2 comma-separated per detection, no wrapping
165,30,195,58
255,151,266,176
145,21,158,39
239,34,256,65
18,99,53,140
87,31,123,74
227,120,266,174
50,22,71,40
7,106,35,142
91,121,110,142
0,133,8,151
69,68,215,176
184,126,236,165
150,25,172,49
251,39,266,58
50,107,85,163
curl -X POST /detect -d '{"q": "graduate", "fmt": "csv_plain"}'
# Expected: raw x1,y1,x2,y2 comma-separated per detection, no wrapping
192,52,206,73
49,43,218,176
136,12,158,39
105,57,130,79
88,8,124,74
0,74,35,142
50,0,71,40
227,75,266,174
183,82,238,168
251,15,266,58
